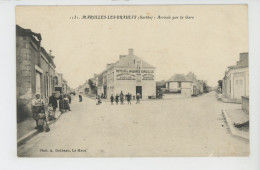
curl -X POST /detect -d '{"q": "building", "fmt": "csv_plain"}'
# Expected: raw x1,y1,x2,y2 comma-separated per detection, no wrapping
166,74,193,97
95,49,156,99
77,80,90,94
186,72,204,95
156,80,167,94
16,25,56,121
54,73,70,96
222,52,249,101
40,48,56,102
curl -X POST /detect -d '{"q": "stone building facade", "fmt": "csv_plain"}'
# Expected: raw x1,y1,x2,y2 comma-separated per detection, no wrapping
40,47,56,103
16,25,56,121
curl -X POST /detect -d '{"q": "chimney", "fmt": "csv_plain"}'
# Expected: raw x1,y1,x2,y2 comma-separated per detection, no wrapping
128,49,134,56
49,50,55,60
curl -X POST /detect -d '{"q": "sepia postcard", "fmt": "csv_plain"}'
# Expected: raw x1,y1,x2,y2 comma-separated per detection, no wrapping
16,5,249,157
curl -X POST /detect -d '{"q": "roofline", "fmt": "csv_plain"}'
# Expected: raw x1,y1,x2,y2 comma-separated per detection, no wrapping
225,65,248,76
40,47,56,68
166,80,193,83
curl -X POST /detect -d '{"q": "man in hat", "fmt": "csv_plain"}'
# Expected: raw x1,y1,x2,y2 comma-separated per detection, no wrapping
49,92,58,119
31,93,45,129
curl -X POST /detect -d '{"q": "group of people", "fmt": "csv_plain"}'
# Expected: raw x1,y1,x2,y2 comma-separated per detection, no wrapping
109,91,141,105
31,92,72,132
58,93,72,113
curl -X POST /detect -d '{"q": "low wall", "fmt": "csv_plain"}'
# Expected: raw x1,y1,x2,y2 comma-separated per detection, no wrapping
242,96,249,114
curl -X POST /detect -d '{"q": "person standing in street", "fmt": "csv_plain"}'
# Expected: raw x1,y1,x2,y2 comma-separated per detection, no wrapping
48,92,57,120
64,94,71,111
120,91,124,105
68,93,72,104
110,94,114,105
31,93,45,129
79,94,82,102
136,93,140,104
126,93,131,105
59,94,64,113
115,94,119,105
96,95,102,105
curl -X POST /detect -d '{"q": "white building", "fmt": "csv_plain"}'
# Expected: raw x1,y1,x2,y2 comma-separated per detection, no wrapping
96,49,156,99
166,74,193,97
222,52,249,101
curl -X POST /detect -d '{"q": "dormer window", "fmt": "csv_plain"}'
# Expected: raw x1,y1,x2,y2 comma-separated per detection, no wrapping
136,60,142,69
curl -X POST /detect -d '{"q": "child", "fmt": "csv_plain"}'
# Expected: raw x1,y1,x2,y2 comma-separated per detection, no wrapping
47,104,56,121
37,109,46,132
96,95,102,105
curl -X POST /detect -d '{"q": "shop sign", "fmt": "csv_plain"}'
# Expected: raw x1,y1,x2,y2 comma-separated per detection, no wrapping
116,73,136,80
142,74,154,80
141,70,154,73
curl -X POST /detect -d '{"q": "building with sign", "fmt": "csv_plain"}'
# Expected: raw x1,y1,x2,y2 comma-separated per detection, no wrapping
96,49,156,99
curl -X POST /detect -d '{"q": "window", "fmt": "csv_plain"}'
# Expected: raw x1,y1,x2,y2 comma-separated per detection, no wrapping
54,76,58,85
230,80,231,93
36,72,41,94
178,82,182,88
136,74,141,83
136,60,142,69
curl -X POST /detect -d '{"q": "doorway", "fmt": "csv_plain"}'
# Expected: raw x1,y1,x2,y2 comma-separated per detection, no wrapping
136,86,142,98
234,78,245,99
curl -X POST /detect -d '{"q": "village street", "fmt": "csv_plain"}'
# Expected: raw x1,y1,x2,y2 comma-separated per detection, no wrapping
18,92,249,157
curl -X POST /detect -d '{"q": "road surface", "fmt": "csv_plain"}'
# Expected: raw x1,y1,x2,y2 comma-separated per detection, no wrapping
18,92,249,157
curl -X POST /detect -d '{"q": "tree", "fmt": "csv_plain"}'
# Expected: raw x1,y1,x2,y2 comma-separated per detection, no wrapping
88,79,95,89
88,79,97,94
202,80,210,93
218,80,223,93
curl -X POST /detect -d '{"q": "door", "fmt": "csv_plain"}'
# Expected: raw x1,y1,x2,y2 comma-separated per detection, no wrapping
136,86,142,98
193,86,197,95
234,78,245,99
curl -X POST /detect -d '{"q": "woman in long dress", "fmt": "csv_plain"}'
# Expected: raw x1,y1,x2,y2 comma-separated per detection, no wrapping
31,93,45,129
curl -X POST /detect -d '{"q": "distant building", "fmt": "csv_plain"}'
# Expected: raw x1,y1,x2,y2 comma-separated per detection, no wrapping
166,74,193,97
95,49,156,99
222,52,249,101
54,73,70,95
156,80,167,94
186,72,204,95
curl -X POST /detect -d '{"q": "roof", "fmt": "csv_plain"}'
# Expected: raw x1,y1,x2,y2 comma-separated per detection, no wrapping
113,54,155,69
16,25,42,42
98,51,155,76
229,52,249,69
167,74,193,82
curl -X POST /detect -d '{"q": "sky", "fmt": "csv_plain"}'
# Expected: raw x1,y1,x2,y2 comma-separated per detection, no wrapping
16,5,248,89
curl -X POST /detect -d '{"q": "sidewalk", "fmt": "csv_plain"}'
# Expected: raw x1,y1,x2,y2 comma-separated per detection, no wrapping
216,93,242,104
17,111,62,146
222,108,249,141
221,97,242,104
